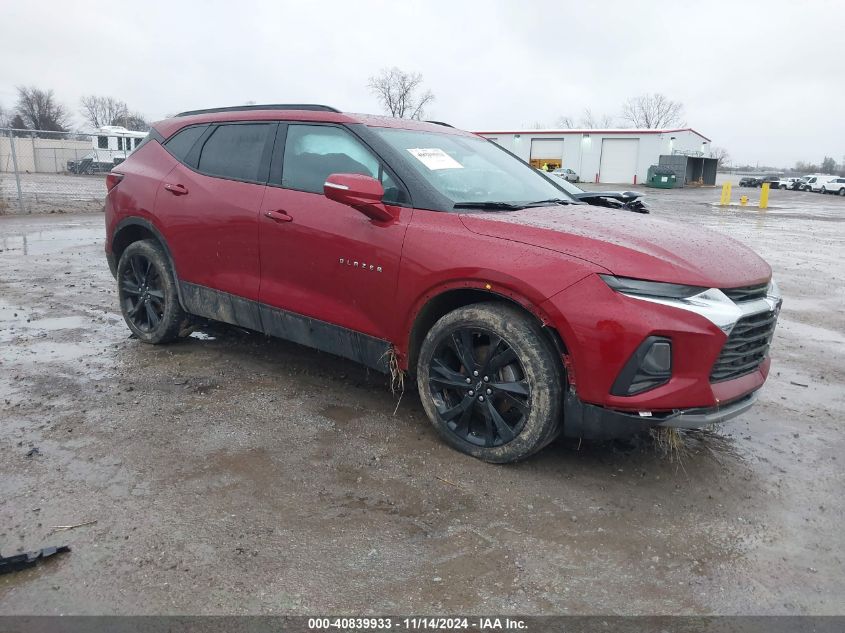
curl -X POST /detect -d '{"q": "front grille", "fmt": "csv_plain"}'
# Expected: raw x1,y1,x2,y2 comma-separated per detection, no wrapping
722,283,769,303
710,310,778,382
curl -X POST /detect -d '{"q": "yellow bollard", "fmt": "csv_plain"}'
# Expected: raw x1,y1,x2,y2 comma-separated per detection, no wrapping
740,195,748,206
720,182,732,206
759,183,770,209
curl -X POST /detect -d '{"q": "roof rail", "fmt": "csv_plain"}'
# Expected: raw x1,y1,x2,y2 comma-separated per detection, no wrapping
175,104,341,117
425,120,454,128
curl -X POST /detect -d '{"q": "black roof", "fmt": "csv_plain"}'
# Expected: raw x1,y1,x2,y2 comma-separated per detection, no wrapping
175,104,341,117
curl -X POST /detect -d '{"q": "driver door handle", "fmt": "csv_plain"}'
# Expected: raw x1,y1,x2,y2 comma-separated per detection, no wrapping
265,209,293,223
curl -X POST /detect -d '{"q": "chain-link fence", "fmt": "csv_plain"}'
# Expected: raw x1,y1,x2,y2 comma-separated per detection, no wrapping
1,127,144,214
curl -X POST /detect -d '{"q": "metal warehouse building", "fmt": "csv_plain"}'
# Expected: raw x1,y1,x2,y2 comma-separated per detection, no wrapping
474,127,715,186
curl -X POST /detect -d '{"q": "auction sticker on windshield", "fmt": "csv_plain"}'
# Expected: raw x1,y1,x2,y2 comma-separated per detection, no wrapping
407,148,464,170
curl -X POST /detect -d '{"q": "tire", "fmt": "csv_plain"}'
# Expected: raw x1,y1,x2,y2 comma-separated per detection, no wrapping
821,187,827,194
780,185,787,190
417,302,563,463
116,239,186,344
839,188,845,196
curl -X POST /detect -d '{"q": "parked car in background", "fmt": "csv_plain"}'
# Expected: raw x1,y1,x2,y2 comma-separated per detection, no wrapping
550,167,579,183
67,154,121,175
104,103,781,463
791,176,810,190
739,177,762,187
777,177,801,190
820,177,845,195
799,176,820,191
759,175,782,188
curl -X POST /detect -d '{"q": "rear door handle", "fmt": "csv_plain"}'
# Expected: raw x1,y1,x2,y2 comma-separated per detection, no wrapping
264,209,293,223
164,183,188,196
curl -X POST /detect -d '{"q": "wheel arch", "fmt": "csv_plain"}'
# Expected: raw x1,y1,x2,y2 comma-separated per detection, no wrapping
111,217,187,310
403,285,568,379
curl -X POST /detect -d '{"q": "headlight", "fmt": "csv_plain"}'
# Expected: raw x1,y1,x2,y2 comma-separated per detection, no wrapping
601,274,742,334
600,275,707,299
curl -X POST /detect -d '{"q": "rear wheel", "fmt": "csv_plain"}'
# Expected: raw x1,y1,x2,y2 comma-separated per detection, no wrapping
117,240,185,344
821,187,827,194
417,303,563,463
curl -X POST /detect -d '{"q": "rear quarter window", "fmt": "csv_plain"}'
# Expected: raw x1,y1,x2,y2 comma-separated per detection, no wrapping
164,125,208,161
197,124,271,182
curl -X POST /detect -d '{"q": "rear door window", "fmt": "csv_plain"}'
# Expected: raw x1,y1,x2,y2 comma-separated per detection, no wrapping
197,124,271,182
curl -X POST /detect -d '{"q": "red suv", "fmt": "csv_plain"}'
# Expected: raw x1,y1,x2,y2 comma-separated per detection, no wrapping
105,104,782,463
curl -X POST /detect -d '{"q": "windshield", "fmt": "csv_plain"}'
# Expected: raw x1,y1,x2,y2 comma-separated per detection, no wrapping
548,175,584,195
372,128,575,208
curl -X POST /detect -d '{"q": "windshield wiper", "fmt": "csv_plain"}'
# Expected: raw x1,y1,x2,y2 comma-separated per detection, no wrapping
523,198,572,207
453,201,526,211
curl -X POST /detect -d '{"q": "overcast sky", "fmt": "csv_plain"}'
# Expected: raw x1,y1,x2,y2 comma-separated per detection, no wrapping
1,0,842,167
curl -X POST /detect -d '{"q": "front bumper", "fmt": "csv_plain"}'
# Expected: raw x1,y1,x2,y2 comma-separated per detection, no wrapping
562,389,759,439
541,274,780,437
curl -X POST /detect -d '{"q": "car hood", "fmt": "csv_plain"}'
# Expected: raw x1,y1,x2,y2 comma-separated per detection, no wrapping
459,205,771,288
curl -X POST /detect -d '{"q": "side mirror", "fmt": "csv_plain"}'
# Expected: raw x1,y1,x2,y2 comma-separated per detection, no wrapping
323,173,397,223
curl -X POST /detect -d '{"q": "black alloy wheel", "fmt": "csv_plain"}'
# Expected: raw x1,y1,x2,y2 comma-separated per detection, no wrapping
427,327,530,448
116,239,185,344
120,253,165,333
417,303,564,463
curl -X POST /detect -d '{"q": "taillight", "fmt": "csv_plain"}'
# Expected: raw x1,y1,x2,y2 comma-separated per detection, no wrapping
106,172,124,192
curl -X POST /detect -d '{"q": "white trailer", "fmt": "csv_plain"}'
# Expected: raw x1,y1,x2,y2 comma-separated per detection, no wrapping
68,125,147,174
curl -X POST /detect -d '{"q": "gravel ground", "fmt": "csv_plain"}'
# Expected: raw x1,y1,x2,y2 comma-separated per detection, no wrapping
0,185,843,615
0,172,105,214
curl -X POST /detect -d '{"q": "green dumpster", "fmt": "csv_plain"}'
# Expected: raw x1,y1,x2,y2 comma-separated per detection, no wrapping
646,165,677,189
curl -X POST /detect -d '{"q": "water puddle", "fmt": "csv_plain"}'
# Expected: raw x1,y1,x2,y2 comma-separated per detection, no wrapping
25,315,91,331
0,225,103,256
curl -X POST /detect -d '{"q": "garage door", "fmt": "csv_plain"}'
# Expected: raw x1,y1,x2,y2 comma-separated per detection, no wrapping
599,138,639,184
529,138,564,170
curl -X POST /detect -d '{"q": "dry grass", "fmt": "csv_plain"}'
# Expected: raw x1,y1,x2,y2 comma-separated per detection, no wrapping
0,195,8,215
382,346,406,415
649,426,691,465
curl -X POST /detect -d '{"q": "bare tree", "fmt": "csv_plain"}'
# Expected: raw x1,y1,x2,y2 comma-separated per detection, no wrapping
80,95,129,129
15,86,70,131
555,115,575,129
115,111,150,131
0,103,9,128
368,67,434,120
710,146,731,168
580,108,616,128
821,156,837,174
80,96,150,130
620,93,684,128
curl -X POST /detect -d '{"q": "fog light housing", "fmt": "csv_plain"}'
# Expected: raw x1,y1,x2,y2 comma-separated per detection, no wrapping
611,336,672,396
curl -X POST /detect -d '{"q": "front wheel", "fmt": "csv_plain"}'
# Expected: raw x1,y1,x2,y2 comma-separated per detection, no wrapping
117,239,186,344
417,303,563,463
839,188,845,196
